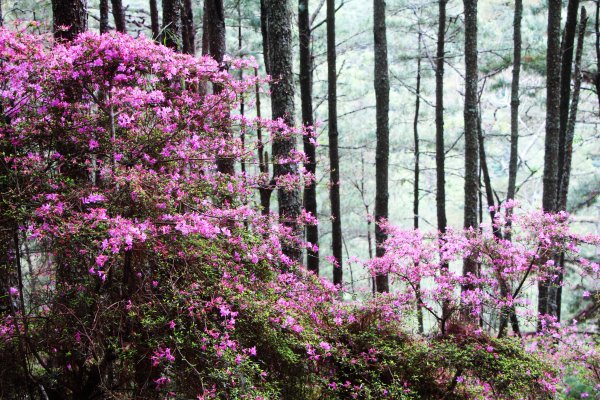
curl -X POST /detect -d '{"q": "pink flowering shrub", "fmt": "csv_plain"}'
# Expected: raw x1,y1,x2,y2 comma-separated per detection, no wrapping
0,28,595,399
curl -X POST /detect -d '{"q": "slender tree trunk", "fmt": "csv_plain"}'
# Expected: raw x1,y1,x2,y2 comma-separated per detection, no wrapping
558,0,580,200
201,0,209,55
52,0,88,41
435,0,447,237
506,0,522,241
149,0,160,40
374,0,389,293
538,0,562,327
255,68,272,214
478,114,520,337
264,0,302,263
260,0,271,75
436,0,449,325
327,0,343,286
100,0,109,33
238,3,245,175
414,31,424,334
181,0,195,55
556,7,588,322
299,0,319,275
559,8,587,215
205,1,233,176
501,0,523,337
462,0,479,313
111,0,127,33
162,0,181,51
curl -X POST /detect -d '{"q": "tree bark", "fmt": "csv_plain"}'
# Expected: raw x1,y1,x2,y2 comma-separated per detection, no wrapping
201,0,209,55
260,0,271,75
264,0,302,263
181,0,195,55
162,0,182,51
111,0,127,33
436,0,450,324
100,0,109,34
538,0,562,327
462,0,479,311
557,0,580,204
556,6,588,322
414,31,424,334
327,0,343,286
205,0,233,176
299,0,319,275
506,0,522,241
374,0,389,293
149,0,160,40
435,0,447,237
206,1,225,66
52,0,87,41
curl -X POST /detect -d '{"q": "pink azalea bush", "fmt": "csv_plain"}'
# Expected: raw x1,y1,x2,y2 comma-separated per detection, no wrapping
0,28,597,399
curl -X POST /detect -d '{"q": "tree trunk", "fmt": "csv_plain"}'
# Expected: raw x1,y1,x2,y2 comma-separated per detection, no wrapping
556,6,588,322
414,31,424,334
299,0,319,275
327,0,343,286
162,0,181,51
264,0,302,263
149,0,160,40
206,1,225,66
111,0,127,33
506,0,522,241
255,68,272,215
181,0,195,55
100,0,109,33
201,0,209,55
435,0,447,237
206,0,234,177
436,0,450,324
462,0,479,311
260,0,271,75
52,0,87,41
538,0,562,327
374,0,389,293
557,0,580,203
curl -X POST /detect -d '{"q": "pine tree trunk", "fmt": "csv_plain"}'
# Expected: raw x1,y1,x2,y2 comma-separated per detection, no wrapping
205,0,233,176
201,0,209,55
462,0,479,309
52,0,88,41
558,0,580,203
260,0,271,75
435,0,447,237
538,0,562,327
264,0,302,263
327,0,343,286
299,0,319,275
556,6,588,322
181,0,195,55
162,0,181,51
111,0,127,33
414,31,424,334
149,0,160,40
374,0,389,293
506,0,522,240
436,0,450,325
100,0,109,33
